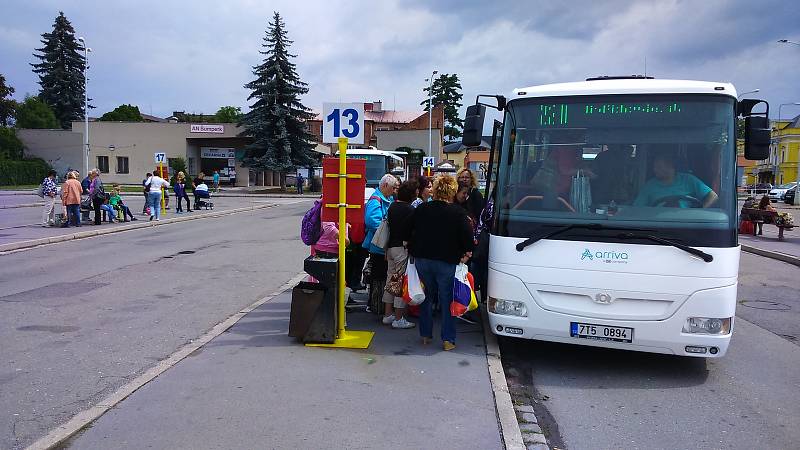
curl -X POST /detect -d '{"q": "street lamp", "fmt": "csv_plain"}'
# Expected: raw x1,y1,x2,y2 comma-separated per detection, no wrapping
78,37,91,177
427,70,438,159
737,89,759,99
778,102,800,124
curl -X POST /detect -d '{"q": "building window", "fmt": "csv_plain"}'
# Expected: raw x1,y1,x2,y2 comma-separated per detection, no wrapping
116,156,129,174
97,156,109,173
188,157,196,176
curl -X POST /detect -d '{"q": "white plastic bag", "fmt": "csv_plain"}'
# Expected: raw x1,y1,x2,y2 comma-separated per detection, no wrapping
403,257,425,306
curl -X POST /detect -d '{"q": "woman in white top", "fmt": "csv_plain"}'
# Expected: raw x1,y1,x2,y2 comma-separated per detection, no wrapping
146,174,170,221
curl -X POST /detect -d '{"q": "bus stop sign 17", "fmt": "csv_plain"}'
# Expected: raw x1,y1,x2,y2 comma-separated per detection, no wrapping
323,103,364,145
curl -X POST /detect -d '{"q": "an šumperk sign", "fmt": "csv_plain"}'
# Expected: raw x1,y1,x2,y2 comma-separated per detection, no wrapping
323,103,365,145
200,147,235,158
190,124,225,134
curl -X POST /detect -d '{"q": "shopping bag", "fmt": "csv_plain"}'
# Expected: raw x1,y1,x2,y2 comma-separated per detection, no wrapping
450,263,478,317
370,217,390,250
570,169,592,213
402,257,425,306
739,220,754,235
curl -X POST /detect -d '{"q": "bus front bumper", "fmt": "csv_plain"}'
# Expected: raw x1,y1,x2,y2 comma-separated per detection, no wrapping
488,270,735,358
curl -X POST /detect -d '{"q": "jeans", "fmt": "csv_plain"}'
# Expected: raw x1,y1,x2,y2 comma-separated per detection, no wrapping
148,191,162,219
42,195,56,225
143,191,149,214
101,204,116,221
177,193,191,211
66,204,81,227
414,257,457,343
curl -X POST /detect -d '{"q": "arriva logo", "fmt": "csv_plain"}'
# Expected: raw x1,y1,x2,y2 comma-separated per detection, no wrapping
580,248,630,264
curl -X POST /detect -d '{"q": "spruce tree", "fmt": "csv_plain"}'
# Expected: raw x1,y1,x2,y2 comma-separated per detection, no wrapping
422,73,464,141
31,12,88,129
240,12,316,187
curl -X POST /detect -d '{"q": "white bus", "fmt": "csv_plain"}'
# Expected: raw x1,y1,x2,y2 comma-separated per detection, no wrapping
463,77,770,357
336,147,405,200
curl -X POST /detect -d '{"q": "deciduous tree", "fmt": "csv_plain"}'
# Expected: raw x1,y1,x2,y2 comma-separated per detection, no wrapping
215,106,243,123
422,73,464,141
98,104,143,122
0,73,15,127
15,96,59,129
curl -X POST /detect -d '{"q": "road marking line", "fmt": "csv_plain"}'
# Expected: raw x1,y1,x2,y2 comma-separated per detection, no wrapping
26,271,308,450
481,307,530,450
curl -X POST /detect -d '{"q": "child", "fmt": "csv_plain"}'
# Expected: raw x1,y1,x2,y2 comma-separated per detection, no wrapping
100,194,117,223
109,186,137,222
174,171,192,213
313,222,350,259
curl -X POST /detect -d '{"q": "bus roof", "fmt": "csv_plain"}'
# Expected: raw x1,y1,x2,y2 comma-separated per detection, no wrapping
335,148,404,161
511,78,737,100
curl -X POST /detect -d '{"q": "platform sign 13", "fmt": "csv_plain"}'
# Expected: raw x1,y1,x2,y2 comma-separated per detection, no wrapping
323,103,365,145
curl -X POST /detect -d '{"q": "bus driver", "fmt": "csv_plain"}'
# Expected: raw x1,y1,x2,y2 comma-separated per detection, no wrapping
634,153,718,208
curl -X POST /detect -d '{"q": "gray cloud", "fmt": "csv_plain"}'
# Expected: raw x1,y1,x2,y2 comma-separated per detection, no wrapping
1,0,799,124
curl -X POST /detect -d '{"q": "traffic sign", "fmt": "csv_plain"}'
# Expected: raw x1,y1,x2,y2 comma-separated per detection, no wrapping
423,156,435,168
323,103,364,145
154,152,166,164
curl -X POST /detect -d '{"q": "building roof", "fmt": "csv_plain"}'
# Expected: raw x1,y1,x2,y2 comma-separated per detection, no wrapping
140,113,167,123
780,113,800,129
311,109,424,124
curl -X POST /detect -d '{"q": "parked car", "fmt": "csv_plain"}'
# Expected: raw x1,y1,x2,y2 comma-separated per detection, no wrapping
784,186,796,204
769,182,798,202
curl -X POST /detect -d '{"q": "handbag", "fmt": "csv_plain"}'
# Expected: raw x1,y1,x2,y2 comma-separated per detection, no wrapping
570,169,592,213
402,257,425,306
371,218,390,250
80,196,92,209
386,272,404,297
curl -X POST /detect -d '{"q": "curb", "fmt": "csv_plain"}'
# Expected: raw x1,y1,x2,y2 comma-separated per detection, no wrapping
25,272,308,450
0,203,278,254
482,308,527,450
0,202,41,209
741,244,800,267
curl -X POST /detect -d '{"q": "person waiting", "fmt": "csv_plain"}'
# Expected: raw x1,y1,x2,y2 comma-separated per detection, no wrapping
633,153,718,208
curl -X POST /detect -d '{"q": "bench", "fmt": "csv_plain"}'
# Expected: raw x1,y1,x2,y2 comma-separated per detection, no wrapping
741,208,794,241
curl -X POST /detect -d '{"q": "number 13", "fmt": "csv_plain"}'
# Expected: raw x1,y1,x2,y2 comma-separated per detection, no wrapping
327,108,360,138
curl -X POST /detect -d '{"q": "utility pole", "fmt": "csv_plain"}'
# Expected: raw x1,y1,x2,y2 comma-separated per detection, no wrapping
78,37,91,176
427,70,437,158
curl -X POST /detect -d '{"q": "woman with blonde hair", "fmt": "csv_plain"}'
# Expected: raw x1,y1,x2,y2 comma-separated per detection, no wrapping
174,171,192,213
403,174,474,351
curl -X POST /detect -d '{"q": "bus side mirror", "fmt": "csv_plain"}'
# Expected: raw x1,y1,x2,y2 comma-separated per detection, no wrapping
744,115,770,161
462,104,486,147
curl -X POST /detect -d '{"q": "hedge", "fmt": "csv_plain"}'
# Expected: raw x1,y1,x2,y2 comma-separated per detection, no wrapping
0,158,52,185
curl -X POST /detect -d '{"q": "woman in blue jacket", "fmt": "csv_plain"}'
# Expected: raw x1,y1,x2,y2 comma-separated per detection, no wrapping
363,174,398,313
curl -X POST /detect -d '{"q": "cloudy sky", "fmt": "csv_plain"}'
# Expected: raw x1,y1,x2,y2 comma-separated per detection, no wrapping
2,0,799,122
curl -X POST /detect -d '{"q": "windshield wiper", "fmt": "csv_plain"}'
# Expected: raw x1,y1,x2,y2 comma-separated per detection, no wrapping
616,232,713,263
516,223,606,251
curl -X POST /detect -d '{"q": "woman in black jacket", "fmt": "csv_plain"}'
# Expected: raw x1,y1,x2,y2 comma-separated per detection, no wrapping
404,174,474,351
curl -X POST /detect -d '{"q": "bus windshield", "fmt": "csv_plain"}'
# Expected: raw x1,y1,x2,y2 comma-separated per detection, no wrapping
341,152,404,187
494,94,737,247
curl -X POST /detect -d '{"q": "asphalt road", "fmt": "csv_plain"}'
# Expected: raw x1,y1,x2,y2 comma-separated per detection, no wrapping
501,252,800,449
0,199,311,450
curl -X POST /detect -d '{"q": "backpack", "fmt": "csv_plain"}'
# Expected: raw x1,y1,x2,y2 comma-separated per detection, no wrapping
301,200,323,245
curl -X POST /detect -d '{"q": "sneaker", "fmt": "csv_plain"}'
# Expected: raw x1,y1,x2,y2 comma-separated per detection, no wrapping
149,215,154,221
131,217,138,221
443,341,456,351
382,315,395,325
392,317,416,329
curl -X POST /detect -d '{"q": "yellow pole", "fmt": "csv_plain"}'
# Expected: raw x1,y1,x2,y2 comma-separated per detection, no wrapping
160,161,166,214
337,137,348,337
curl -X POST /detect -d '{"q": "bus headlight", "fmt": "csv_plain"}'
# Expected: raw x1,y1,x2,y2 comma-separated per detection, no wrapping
682,317,732,335
488,297,528,317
